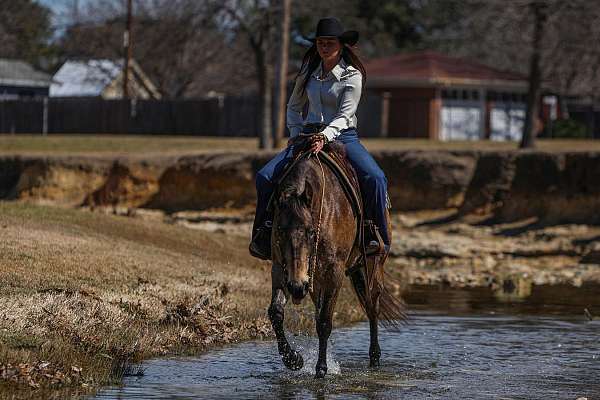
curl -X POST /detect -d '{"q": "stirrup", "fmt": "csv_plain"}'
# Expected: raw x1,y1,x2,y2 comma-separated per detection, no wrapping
366,240,384,255
363,220,385,255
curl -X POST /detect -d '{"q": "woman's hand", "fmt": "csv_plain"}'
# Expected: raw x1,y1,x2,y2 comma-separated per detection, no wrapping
309,134,326,153
287,133,326,153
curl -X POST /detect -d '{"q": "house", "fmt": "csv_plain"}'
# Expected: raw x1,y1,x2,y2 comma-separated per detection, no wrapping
50,59,161,99
364,51,530,141
0,59,52,100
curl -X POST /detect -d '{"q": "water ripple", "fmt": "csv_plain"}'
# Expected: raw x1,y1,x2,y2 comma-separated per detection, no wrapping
93,313,600,400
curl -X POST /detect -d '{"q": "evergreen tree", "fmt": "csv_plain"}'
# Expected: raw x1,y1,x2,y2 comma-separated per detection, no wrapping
0,0,54,67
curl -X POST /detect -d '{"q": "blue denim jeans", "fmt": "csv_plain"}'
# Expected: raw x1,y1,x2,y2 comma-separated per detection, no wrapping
253,129,390,245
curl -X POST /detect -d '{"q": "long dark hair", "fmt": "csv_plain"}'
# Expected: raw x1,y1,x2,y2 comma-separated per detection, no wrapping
296,43,367,95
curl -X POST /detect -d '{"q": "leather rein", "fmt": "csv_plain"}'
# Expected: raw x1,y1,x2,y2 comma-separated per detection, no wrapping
308,152,326,293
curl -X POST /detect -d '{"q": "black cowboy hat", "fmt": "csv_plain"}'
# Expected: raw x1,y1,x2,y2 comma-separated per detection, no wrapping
306,17,359,46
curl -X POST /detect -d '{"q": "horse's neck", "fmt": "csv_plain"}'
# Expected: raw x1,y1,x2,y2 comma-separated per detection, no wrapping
316,165,356,231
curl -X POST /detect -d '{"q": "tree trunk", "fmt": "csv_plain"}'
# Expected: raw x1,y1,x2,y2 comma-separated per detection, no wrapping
256,46,273,150
273,0,291,148
520,2,546,149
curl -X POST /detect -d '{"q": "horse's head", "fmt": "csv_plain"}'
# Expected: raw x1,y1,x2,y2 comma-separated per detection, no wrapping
273,166,317,304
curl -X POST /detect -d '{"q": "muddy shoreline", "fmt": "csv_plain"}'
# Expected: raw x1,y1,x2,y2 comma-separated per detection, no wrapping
138,206,600,289
2,149,600,224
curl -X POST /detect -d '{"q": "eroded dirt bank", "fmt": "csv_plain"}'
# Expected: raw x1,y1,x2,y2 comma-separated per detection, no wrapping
2,149,600,223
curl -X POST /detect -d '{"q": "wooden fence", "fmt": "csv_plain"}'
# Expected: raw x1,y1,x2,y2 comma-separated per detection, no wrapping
0,94,382,137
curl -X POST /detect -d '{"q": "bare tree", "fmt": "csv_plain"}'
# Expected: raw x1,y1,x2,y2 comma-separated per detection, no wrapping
521,1,547,149
57,0,253,98
215,0,279,149
273,0,291,148
433,0,600,146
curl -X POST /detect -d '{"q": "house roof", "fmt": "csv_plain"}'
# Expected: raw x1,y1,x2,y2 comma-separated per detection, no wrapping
50,59,161,99
365,51,527,89
50,59,120,97
0,59,52,88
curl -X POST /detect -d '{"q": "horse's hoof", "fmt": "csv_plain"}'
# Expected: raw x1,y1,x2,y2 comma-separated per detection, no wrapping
282,350,303,371
369,358,380,368
315,365,327,379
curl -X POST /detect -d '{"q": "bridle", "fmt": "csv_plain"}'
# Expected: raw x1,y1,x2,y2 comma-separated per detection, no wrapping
274,151,326,294
308,152,326,293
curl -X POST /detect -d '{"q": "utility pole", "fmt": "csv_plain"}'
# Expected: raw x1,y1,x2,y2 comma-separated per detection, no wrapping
122,0,133,99
71,0,79,24
273,0,291,148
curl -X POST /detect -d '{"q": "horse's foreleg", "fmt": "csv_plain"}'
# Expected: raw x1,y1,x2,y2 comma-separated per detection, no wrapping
369,313,381,367
368,293,381,367
315,287,339,378
268,264,303,371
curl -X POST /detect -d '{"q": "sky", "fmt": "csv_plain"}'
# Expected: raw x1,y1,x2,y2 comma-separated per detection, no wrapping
36,0,96,28
35,0,94,36
36,0,72,28
37,0,70,15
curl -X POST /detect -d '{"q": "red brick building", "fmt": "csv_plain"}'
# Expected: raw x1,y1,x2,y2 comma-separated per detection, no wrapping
364,51,530,140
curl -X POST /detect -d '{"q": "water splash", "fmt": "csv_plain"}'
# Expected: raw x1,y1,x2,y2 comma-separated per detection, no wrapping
287,334,341,375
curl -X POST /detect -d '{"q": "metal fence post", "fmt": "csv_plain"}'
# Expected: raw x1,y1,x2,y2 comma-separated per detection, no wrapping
42,97,49,136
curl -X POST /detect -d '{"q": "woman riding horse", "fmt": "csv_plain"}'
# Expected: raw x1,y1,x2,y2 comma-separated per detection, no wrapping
250,17,390,260
247,18,403,379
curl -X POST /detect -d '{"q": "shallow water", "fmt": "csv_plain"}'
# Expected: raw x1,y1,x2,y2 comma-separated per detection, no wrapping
94,285,600,400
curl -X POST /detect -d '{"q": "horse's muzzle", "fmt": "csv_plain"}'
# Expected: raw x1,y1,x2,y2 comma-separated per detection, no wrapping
287,281,309,304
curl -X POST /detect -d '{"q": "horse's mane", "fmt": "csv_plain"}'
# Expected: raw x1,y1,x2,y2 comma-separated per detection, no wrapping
278,140,360,217
325,141,346,158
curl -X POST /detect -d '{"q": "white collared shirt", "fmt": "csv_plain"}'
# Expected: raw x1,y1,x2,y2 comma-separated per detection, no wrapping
286,59,362,141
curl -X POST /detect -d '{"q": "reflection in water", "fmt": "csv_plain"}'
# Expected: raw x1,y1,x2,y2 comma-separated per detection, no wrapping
404,282,600,316
494,273,533,302
94,312,600,400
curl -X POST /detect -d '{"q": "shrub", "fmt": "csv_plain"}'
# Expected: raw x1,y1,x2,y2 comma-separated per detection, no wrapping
550,118,589,138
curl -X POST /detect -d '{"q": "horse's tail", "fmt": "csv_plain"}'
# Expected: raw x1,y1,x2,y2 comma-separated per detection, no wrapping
377,272,408,330
348,263,407,330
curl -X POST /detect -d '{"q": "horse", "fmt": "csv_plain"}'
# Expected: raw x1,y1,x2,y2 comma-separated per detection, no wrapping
267,140,406,378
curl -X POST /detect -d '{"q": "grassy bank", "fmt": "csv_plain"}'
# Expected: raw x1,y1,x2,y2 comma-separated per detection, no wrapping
2,134,600,156
0,135,260,156
0,202,365,399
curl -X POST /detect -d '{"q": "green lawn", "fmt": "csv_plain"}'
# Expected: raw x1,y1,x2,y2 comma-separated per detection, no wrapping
1,134,599,155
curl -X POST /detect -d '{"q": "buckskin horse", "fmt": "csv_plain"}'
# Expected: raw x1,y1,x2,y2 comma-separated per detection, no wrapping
267,138,405,378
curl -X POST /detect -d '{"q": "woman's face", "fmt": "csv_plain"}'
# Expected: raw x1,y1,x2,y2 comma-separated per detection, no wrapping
316,37,342,63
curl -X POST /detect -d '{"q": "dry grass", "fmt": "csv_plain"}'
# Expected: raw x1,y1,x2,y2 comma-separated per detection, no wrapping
362,138,600,152
2,134,600,156
0,135,259,156
0,202,367,399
